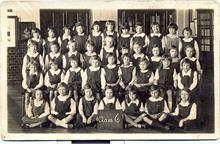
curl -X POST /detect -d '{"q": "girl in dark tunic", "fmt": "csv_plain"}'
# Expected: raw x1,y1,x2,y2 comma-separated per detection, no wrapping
44,27,58,55
22,89,49,128
31,28,45,57
88,21,102,54
149,45,162,73
170,46,181,73
58,26,72,55
122,86,145,128
48,82,76,128
76,84,98,127
143,85,170,131
82,40,97,69
168,89,197,130
74,22,88,54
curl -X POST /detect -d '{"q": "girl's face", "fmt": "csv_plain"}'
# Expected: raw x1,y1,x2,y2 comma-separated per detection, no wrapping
51,63,58,71
182,62,191,72
91,59,99,68
135,26,143,34
152,47,160,56
107,24,114,32
121,48,129,55
105,89,113,99
29,65,37,72
35,90,43,101
84,88,92,98
180,90,189,102
70,60,78,68
139,61,147,70
68,42,76,52
152,25,159,33
93,24,100,32
108,56,115,65
185,47,194,58
76,26,83,34
129,91,137,101
64,28,71,35
183,30,191,38
33,32,40,38
169,28,176,35
58,86,67,96
123,56,130,65
170,49,178,58
86,44,94,53
133,44,141,54
51,45,59,53
105,37,113,47
48,30,55,38
122,29,129,34
162,59,171,68
29,44,37,53
150,89,159,99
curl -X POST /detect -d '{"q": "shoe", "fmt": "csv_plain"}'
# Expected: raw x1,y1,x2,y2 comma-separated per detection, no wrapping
67,124,73,129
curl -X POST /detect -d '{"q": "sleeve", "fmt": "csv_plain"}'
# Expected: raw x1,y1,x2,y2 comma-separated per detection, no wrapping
101,68,106,89
196,59,202,72
81,69,87,88
177,73,184,90
44,72,51,87
171,105,179,116
34,73,44,89
162,36,166,49
98,100,104,110
163,100,170,113
45,55,50,70
173,69,178,81
38,102,50,118
116,50,120,64
178,40,182,58
121,101,126,111
154,69,159,81
100,48,103,61
26,103,33,117
92,100,99,115
128,67,136,85
50,98,56,113
22,75,28,90
115,99,122,110
189,71,198,91
186,103,197,120
39,55,45,71
22,56,27,78
144,102,149,114
148,71,155,84
144,35,150,47
194,40,200,60
78,98,84,116
80,54,84,66
60,71,65,83
69,99,76,115
58,37,62,46
130,36,134,51
118,67,122,76
139,102,145,112
64,70,70,84
62,55,66,70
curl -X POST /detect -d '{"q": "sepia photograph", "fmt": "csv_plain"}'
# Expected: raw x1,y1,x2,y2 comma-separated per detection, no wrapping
0,0,219,140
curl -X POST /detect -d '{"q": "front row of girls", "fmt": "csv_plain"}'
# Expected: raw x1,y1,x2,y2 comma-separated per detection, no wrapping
22,83,197,131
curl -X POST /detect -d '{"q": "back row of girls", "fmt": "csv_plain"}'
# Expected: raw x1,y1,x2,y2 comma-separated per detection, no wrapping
28,21,200,61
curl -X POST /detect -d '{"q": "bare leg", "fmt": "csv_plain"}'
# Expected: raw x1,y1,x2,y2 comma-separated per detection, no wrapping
24,92,30,113
167,89,173,112
134,113,146,123
28,122,43,128
158,113,167,122
124,114,140,128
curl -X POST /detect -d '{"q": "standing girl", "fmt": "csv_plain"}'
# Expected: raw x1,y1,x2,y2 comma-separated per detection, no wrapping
82,40,97,69
74,22,88,54
88,21,102,54
100,35,119,66
58,26,72,55
31,28,45,57
44,27,58,55
148,22,164,56
130,22,149,54
134,58,154,103
22,61,44,112
82,55,102,101
154,54,178,111
44,59,65,103
170,46,181,73
22,89,50,128
64,56,84,105
149,45,162,73
162,23,180,55
179,27,200,59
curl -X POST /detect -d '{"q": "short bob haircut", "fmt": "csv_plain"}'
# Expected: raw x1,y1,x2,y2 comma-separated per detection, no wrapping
167,23,178,31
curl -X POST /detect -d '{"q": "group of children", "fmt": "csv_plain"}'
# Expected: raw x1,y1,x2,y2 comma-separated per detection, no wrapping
21,20,201,131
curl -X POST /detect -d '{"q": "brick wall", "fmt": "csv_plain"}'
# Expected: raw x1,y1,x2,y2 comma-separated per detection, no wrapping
8,43,27,84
